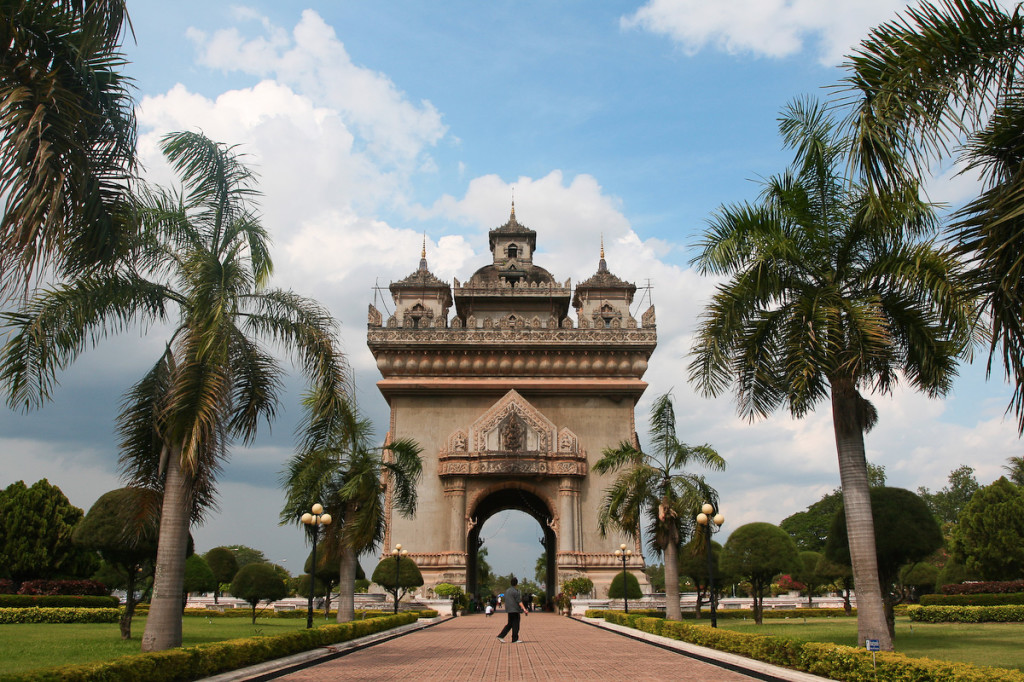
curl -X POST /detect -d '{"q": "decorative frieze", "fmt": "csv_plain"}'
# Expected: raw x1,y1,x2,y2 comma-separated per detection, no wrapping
438,456,587,478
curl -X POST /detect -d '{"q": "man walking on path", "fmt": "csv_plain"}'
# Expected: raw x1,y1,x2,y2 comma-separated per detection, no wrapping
496,576,528,643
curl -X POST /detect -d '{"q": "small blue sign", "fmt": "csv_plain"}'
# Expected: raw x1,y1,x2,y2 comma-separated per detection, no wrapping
865,639,880,652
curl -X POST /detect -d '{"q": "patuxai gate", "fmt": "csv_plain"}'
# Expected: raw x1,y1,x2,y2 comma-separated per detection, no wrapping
366,205,657,604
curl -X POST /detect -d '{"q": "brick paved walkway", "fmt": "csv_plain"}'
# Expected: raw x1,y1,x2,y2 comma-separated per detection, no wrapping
271,613,776,681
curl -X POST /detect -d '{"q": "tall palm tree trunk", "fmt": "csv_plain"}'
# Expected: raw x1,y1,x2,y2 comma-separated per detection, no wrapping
336,520,358,622
831,380,892,650
663,539,682,621
141,447,190,651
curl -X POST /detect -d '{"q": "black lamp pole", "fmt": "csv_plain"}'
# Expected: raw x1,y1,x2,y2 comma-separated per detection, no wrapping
696,503,724,628
301,504,331,629
391,544,408,614
614,543,632,613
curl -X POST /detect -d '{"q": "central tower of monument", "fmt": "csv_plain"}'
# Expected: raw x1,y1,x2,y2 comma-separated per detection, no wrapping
367,205,657,600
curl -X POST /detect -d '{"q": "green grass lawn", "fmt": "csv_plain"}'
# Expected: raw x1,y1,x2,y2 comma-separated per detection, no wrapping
0,614,333,675
718,616,1024,672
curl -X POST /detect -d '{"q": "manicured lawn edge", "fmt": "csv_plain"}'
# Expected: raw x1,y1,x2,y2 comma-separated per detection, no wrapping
582,607,855,620
0,613,419,682
594,611,1024,682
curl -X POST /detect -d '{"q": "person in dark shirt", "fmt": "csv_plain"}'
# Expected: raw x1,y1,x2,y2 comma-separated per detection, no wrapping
496,576,528,643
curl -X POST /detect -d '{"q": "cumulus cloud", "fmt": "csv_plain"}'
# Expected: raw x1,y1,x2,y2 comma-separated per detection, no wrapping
186,9,446,167
621,1,1021,66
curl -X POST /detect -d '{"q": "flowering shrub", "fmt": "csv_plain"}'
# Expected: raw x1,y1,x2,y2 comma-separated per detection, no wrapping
942,580,1024,595
775,575,806,591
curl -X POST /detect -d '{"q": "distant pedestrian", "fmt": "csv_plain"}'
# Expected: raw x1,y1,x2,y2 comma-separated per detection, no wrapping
485,603,494,616
495,577,528,643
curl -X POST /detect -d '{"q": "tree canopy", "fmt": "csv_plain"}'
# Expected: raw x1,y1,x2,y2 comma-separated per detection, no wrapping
917,465,980,527
608,571,643,600
230,563,288,624
720,522,799,625
371,555,423,607
0,479,95,582
951,477,1024,581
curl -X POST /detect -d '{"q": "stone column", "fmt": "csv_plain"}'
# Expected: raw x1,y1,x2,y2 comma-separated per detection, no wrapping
444,477,467,552
558,477,577,553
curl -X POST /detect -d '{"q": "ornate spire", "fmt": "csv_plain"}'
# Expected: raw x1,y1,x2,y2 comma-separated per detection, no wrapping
419,233,428,271
598,235,608,273
510,188,516,222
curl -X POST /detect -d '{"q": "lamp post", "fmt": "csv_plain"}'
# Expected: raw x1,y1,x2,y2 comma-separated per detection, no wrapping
613,543,633,613
301,504,332,629
696,503,724,628
391,544,408,614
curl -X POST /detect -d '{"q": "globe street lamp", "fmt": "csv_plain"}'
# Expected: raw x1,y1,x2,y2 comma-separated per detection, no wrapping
696,503,724,628
614,543,633,614
391,544,409,614
301,504,332,629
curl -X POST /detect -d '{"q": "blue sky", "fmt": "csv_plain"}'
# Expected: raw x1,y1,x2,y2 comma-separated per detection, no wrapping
2,1,1021,587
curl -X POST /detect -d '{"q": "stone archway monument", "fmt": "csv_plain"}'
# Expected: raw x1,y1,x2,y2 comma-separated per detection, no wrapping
367,205,657,601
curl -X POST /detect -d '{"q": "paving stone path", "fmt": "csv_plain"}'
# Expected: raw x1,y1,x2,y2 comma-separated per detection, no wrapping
272,613,775,681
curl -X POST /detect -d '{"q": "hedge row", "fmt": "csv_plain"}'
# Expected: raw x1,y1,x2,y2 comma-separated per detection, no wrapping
583,607,853,620
15,580,109,596
0,595,119,609
176,607,439,619
597,611,1024,682
907,604,1024,623
0,608,120,624
921,593,1024,607
943,580,1024,595
0,613,419,682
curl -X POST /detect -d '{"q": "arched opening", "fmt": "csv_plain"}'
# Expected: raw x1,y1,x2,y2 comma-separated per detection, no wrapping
466,487,557,607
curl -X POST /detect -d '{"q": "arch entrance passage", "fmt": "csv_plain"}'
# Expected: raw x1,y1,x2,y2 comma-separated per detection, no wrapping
466,488,557,604
367,206,658,598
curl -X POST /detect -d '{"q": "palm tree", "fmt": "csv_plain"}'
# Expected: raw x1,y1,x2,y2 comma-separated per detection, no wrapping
281,396,422,622
0,131,349,651
0,0,137,295
844,0,1024,434
688,97,975,650
594,392,725,621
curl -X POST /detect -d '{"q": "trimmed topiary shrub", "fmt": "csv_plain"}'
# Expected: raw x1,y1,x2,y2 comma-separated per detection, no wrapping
921,593,1024,607
0,607,119,624
16,579,109,596
907,604,1024,623
0,595,119,609
943,580,1024,595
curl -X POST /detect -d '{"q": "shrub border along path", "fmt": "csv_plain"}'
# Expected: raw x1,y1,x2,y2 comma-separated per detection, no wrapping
585,612,1024,682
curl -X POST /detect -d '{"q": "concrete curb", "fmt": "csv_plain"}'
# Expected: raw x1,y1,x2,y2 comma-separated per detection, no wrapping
202,616,447,681
579,617,829,682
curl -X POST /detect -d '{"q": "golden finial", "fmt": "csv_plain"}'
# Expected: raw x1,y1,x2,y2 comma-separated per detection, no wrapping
421,233,427,259
600,234,605,260
510,187,516,221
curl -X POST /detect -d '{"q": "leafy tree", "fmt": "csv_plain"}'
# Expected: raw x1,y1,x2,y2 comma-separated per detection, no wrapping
917,465,980,527
0,132,349,652
793,551,826,608
678,538,724,617
476,546,495,597
816,555,854,614
781,465,887,551
644,563,666,593
720,523,799,625
182,554,216,600
688,97,973,649
230,563,287,624
608,571,642,600
73,487,162,639
281,401,421,623
595,393,725,621
845,0,1024,434
899,562,939,602
300,547,363,616
0,0,137,294
534,551,546,587
371,555,423,610
561,576,594,598
203,548,237,603
826,487,943,639
951,477,1024,581
0,479,95,582
222,546,268,570
433,582,466,615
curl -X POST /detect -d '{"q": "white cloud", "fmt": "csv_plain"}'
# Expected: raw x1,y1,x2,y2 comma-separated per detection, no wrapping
622,1,958,66
187,10,446,167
